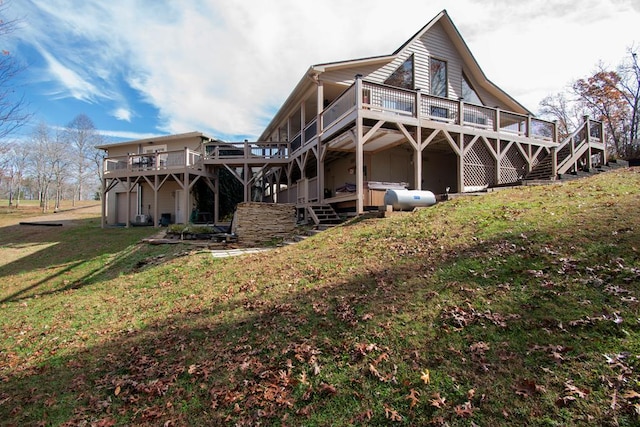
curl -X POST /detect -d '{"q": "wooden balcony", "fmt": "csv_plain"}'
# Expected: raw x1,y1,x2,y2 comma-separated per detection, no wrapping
102,148,204,178
316,79,558,148
203,141,290,165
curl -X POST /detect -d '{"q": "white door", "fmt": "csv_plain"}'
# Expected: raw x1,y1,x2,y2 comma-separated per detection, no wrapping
175,190,185,223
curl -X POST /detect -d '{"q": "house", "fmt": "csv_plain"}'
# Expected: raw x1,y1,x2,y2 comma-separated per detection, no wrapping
98,10,606,228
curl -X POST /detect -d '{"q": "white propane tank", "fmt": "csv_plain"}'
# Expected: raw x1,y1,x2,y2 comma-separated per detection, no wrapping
384,189,437,210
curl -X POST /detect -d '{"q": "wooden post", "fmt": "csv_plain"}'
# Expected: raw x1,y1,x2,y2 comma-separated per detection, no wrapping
526,115,532,138
584,116,592,171
317,79,324,133
495,108,501,132
458,99,464,125
496,139,502,185
300,101,306,145
601,121,607,164
457,133,464,193
153,174,159,227
355,74,363,110
101,177,107,228
355,75,364,214
244,164,250,202
125,176,130,228
214,171,220,223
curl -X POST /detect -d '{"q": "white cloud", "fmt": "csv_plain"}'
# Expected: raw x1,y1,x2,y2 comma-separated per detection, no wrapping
98,129,163,141
34,44,105,102
112,108,132,122
13,0,640,139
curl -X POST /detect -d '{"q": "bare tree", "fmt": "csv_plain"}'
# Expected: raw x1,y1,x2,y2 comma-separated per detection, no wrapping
539,48,640,160
50,130,71,210
573,51,640,159
0,1,30,145
29,122,58,212
2,140,29,206
538,92,587,141
62,114,103,204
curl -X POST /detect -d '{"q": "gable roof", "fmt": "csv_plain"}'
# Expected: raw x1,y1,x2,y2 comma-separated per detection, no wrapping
394,10,531,114
259,10,532,140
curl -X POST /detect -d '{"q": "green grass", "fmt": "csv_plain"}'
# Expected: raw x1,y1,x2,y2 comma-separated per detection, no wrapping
1,170,640,426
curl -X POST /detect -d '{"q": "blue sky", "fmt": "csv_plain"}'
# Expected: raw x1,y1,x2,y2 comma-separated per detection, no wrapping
4,0,639,144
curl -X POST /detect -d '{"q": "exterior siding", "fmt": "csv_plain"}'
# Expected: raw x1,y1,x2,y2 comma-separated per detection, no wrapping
139,181,185,224
324,21,505,109
321,63,388,86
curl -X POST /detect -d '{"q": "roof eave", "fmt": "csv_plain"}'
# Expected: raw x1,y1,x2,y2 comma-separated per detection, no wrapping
96,131,216,151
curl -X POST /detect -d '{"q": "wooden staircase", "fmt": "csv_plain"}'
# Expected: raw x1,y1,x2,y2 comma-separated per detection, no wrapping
524,118,611,183
307,204,343,228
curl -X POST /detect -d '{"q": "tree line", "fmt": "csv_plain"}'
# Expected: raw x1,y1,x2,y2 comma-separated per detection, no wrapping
0,115,104,211
539,47,640,160
0,4,104,211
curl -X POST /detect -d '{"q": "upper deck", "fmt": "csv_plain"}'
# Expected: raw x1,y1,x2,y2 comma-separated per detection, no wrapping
101,78,559,177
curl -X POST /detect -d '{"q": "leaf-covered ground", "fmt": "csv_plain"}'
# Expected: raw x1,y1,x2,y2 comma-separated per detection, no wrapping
1,169,639,426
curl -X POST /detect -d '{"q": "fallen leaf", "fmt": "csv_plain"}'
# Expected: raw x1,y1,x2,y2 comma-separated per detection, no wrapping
384,404,403,422
514,379,545,397
454,401,474,418
406,388,420,408
622,390,640,400
430,393,446,408
420,369,430,384
319,383,337,396
114,386,121,396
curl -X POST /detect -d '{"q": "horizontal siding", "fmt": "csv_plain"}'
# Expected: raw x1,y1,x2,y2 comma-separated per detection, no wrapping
420,21,461,98
322,63,389,85
106,136,203,157
320,20,513,111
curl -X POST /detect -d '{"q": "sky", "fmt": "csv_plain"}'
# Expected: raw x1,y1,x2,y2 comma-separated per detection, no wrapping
3,0,639,143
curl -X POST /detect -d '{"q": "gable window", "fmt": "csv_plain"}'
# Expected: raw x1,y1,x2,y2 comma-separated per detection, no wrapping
430,57,447,98
461,73,483,105
384,54,414,89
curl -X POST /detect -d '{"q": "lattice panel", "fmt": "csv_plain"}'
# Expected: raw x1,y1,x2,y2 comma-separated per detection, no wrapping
500,145,527,183
464,139,496,187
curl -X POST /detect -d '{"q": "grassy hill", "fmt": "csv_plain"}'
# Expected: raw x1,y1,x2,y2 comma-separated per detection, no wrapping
1,169,639,426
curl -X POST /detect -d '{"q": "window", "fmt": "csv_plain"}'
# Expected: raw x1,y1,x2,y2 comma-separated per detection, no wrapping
430,58,447,98
461,73,483,105
385,54,414,89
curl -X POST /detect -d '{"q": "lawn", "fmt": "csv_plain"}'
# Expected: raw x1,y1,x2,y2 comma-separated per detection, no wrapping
1,169,639,426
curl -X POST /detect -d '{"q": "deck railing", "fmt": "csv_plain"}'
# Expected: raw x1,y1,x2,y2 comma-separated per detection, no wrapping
321,84,357,128
320,79,558,142
363,82,415,116
103,148,201,175
205,142,290,160
421,95,459,123
304,118,318,143
463,103,496,130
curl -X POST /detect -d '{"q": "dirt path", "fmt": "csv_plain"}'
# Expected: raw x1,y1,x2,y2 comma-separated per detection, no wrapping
8,204,102,227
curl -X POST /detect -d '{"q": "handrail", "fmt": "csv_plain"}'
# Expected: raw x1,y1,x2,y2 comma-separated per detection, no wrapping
304,118,318,144
320,79,557,142
321,84,357,130
204,141,290,160
362,81,416,116
555,121,587,171
103,149,189,174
